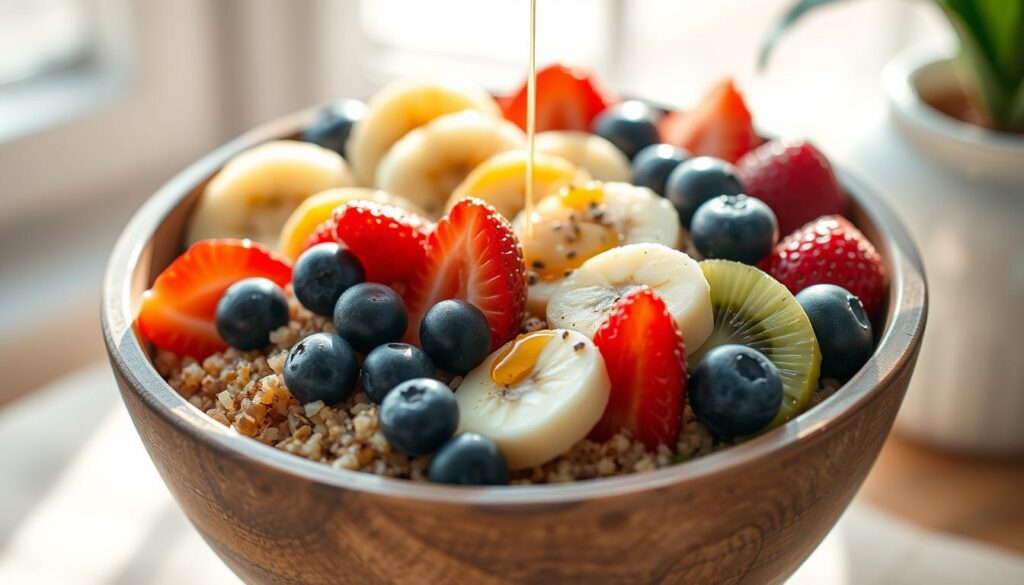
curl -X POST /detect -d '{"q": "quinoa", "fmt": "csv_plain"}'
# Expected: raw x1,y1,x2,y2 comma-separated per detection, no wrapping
158,286,836,484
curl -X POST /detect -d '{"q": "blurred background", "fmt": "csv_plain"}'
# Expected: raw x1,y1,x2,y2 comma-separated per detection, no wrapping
0,0,1021,583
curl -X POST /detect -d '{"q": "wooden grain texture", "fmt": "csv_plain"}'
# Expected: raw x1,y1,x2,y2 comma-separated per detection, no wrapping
101,111,927,585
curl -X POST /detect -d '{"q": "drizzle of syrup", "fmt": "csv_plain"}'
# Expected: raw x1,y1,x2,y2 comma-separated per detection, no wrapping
489,330,556,386
524,0,538,238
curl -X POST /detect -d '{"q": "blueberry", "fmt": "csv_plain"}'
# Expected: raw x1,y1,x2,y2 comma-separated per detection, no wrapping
283,332,359,405
796,285,874,380
215,278,290,351
419,300,491,375
300,99,368,158
592,100,661,159
691,194,779,265
379,378,459,456
632,143,689,196
333,283,408,353
428,433,509,485
361,343,435,404
665,157,745,228
293,243,365,316
690,345,783,438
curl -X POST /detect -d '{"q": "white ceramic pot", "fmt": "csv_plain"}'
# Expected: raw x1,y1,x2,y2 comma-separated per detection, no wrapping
883,49,1024,455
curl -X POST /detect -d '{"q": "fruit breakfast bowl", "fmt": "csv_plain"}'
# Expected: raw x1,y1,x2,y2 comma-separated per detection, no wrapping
102,82,926,583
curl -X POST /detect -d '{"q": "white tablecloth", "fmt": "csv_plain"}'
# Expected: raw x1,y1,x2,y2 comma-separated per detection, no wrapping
2,364,1022,584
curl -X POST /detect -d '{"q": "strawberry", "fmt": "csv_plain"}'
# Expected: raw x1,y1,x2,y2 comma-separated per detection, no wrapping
737,140,850,235
658,79,758,163
763,215,886,319
327,201,432,286
501,64,616,132
137,239,293,359
404,197,527,351
590,287,687,450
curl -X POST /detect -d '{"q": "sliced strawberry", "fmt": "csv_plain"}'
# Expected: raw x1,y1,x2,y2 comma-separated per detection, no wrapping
762,215,887,319
501,64,617,132
590,287,687,450
326,201,432,286
137,239,293,359
737,140,850,234
658,79,758,163
404,197,527,351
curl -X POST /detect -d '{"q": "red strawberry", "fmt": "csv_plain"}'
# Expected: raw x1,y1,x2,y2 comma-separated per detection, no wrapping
737,140,850,234
658,79,758,163
328,201,432,286
301,218,336,252
404,197,527,351
763,215,886,318
590,287,687,450
137,239,293,359
501,64,617,132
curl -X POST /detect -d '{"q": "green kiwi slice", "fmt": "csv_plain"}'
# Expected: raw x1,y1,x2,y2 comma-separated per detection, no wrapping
691,260,821,428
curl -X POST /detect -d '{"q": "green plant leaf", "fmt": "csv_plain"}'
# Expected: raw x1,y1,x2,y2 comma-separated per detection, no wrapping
938,0,1024,131
758,0,851,70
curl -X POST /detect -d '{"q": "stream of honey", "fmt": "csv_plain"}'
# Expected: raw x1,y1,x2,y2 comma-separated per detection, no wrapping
523,0,538,238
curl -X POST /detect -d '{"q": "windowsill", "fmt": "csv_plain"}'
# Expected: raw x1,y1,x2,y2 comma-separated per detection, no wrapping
0,63,128,144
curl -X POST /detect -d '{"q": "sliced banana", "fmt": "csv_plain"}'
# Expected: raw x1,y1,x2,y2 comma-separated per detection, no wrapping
187,140,355,248
546,243,713,353
534,131,632,183
445,150,588,220
456,329,610,470
375,111,525,218
512,182,682,315
347,79,502,186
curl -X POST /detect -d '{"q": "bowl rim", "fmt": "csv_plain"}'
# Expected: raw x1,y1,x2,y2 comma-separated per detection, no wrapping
102,109,927,506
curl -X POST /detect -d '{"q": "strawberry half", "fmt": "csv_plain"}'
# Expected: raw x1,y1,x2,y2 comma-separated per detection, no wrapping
763,215,887,319
501,64,617,132
737,140,850,235
590,287,687,450
404,197,527,351
658,79,758,163
137,239,293,359
326,201,432,286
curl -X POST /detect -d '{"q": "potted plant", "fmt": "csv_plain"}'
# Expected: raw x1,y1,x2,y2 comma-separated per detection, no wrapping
761,0,1024,454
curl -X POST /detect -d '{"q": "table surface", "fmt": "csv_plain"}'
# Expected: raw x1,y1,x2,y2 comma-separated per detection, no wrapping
1,363,1022,584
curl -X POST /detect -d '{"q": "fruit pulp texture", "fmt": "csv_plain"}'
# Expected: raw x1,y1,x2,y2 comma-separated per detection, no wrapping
489,330,556,386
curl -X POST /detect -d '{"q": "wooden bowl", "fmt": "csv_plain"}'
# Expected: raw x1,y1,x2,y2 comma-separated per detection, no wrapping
102,110,927,585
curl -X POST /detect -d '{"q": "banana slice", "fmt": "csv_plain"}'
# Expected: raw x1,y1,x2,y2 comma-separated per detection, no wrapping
187,140,355,248
546,243,713,353
445,150,588,220
278,187,428,260
456,329,610,470
513,182,682,315
534,131,632,183
347,79,502,186
375,111,525,218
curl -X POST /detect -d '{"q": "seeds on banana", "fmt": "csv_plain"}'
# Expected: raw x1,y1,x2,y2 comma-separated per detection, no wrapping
346,78,502,186
546,243,714,353
534,131,633,183
513,182,682,315
187,140,355,248
456,329,610,470
374,111,525,218
446,150,588,220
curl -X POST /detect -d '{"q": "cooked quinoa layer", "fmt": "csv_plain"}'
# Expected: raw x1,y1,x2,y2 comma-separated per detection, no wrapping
157,287,840,484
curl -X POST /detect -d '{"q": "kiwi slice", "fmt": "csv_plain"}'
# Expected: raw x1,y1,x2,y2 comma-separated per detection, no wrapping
691,260,821,428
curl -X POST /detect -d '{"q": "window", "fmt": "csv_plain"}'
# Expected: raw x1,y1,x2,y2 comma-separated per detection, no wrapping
0,0,92,86
355,0,618,91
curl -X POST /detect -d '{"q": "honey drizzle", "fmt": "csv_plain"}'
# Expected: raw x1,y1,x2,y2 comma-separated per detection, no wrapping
524,0,538,238
489,330,556,387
